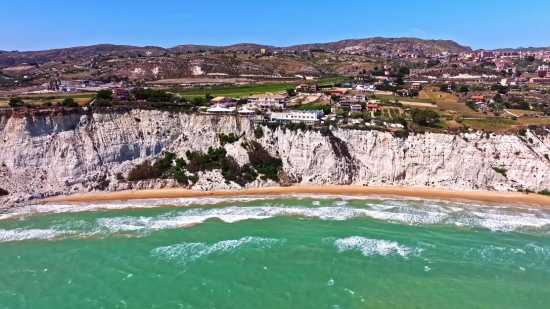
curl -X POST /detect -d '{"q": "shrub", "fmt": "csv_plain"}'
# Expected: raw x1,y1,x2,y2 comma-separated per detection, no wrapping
220,156,258,187
247,141,282,182
511,116,517,121
96,180,110,191
528,138,533,143
154,152,176,172
9,98,24,107
218,133,240,146
61,98,78,107
173,170,189,185
115,173,125,181
186,147,227,173
127,162,162,181
492,167,507,177
410,108,439,126
254,126,264,139
518,128,527,136
0,188,8,196
538,189,550,196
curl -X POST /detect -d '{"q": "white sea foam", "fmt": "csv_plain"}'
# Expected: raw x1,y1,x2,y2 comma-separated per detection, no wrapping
332,236,421,258
0,228,65,243
151,236,284,265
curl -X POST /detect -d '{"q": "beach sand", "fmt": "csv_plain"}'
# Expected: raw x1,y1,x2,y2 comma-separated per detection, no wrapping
47,185,550,206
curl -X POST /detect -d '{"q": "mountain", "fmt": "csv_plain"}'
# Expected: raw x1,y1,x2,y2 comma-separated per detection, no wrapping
287,37,472,54
491,46,549,52
0,37,471,68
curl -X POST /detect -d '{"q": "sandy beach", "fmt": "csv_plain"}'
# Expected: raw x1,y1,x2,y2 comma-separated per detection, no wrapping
47,185,550,206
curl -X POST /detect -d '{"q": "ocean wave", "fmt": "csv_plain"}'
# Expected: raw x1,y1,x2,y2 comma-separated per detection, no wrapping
151,236,285,265
0,228,66,243
0,193,453,221
331,236,422,258
459,243,550,271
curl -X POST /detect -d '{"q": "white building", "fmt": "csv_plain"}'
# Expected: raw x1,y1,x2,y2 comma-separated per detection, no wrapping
270,110,323,125
207,105,233,115
246,94,287,110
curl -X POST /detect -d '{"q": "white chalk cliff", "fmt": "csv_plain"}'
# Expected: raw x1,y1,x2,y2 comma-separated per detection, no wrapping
1,109,550,205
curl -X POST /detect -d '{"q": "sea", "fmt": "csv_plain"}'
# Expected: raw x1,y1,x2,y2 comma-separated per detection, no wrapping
0,195,549,309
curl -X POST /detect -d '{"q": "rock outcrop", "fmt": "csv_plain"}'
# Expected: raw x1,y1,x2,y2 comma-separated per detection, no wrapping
1,110,550,205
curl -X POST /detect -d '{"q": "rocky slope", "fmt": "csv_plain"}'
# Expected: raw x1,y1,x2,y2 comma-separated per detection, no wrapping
1,109,550,206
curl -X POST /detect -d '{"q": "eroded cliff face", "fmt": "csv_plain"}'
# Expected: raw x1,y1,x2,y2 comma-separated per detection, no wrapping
1,110,550,205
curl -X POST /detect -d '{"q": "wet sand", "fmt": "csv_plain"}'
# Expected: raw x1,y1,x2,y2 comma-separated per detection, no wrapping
47,185,550,206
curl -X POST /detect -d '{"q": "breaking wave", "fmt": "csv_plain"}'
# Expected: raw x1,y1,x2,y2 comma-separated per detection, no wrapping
0,228,66,243
151,236,284,265
331,236,422,258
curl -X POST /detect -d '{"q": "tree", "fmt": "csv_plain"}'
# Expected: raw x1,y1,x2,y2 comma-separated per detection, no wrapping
9,98,24,107
61,98,78,107
398,66,410,75
96,89,113,100
286,88,295,96
439,84,448,92
459,85,470,93
526,56,535,62
395,77,404,85
330,95,340,102
409,89,419,97
411,108,439,126
493,93,503,103
519,101,530,110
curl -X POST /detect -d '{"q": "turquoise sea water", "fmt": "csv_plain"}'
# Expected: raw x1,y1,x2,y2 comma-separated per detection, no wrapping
0,195,549,309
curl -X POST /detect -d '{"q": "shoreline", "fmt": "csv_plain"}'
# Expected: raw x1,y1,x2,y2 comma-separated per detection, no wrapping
47,185,550,206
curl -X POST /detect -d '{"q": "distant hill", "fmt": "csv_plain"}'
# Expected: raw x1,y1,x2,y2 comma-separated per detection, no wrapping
490,46,549,52
0,37,472,68
287,37,472,54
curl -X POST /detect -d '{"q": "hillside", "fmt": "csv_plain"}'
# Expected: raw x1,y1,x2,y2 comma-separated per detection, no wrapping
0,37,472,68
287,37,472,54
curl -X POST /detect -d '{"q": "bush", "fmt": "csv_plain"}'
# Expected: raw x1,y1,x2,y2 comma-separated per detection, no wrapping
538,189,550,196
220,156,258,187
254,126,264,139
97,89,113,100
186,147,227,173
492,167,507,177
9,98,24,107
247,141,282,182
518,128,527,136
0,188,8,196
127,162,162,181
218,133,240,146
173,170,189,184
61,98,78,107
154,152,176,172
96,180,110,191
410,108,439,126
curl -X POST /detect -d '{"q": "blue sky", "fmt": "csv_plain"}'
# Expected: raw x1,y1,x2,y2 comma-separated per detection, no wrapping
1,0,547,51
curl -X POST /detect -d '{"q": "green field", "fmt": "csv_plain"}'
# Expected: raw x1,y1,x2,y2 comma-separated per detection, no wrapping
171,78,346,98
